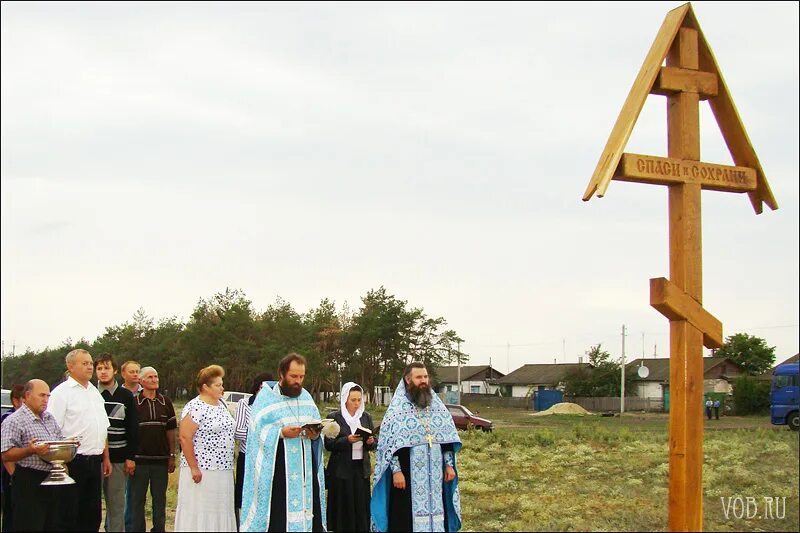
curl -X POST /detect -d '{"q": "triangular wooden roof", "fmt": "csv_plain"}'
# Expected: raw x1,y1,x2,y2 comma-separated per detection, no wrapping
582,2,777,214
433,365,506,383
494,363,590,385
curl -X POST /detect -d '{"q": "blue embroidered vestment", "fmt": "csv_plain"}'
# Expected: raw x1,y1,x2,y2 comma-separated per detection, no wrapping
370,379,462,532
240,383,327,532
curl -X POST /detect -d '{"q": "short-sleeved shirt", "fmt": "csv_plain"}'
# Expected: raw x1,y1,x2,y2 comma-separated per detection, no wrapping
135,393,177,463
0,404,65,471
47,376,110,456
179,396,234,471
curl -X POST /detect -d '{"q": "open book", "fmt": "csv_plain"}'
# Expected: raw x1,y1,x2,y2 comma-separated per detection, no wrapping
354,426,373,439
302,419,336,433
302,420,324,432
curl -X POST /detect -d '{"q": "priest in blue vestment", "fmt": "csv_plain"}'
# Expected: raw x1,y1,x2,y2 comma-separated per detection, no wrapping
240,353,328,532
371,362,462,532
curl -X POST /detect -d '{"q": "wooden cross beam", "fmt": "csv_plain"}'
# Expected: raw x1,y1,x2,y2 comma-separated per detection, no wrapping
582,4,777,531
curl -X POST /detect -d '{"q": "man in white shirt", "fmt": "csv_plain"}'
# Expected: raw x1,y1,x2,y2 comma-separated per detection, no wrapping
47,349,112,531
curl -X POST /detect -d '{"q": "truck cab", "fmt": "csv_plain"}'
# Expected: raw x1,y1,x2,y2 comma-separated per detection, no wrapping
770,363,799,431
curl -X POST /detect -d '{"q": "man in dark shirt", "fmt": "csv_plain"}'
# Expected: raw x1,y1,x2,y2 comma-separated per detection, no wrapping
96,354,138,532
130,366,176,532
1,384,24,532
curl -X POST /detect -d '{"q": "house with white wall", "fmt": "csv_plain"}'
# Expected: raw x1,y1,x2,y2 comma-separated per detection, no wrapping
433,365,505,395
626,356,745,399
493,363,590,398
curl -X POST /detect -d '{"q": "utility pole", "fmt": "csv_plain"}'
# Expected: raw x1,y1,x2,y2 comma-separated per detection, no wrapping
506,342,510,374
457,340,462,405
621,324,627,413
486,355,494,396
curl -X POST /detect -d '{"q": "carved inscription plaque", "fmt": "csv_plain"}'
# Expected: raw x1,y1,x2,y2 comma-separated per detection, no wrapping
614,153,757,191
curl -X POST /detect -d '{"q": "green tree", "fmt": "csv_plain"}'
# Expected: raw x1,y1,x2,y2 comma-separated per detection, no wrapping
348,287,412,402
257,297,308,378
731,375,771,414
586,344,611,366
304,298,344,402
562,344,636,397
1,287,466,406
180,289,261,394
715,333,776,375
1,338,92,389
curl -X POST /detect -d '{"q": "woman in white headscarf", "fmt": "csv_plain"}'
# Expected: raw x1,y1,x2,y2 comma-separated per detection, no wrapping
324,382,376,532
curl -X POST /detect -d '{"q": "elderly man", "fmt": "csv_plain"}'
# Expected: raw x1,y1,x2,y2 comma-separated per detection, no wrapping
130,366,177,532
371,362,462,532
0,379,65,531
48,348,112,531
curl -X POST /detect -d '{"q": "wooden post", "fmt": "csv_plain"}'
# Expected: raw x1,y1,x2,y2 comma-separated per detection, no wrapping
666,28,704,531
581,4,778,531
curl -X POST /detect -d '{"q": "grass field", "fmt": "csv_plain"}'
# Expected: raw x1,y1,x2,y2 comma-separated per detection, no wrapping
134,403,799,531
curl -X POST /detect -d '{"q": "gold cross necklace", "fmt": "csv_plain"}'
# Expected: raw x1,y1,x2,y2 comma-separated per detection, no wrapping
415,405,434,448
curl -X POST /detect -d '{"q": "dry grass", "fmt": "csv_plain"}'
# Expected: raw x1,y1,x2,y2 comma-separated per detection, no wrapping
114,404,798,531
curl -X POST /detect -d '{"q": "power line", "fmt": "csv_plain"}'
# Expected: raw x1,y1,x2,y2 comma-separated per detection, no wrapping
462,323,798,350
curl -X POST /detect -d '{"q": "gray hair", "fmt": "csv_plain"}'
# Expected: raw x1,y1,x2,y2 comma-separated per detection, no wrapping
139,366,158,379
65,348,91,366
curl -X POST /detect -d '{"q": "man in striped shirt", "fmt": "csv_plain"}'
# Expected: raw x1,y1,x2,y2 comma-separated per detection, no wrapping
96,353,139,532
233,372,274,528
130,366,176,532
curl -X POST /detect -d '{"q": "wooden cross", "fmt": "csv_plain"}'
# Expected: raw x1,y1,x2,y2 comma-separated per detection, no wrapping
582,4,777,531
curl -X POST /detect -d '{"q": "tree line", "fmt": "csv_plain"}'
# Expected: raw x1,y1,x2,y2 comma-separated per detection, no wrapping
0,287,467,403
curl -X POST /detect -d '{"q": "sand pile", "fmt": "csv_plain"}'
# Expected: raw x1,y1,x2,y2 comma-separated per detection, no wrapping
531,402,592,416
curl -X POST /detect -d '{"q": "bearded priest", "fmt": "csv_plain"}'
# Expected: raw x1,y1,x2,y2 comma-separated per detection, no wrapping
240,353,330,532
371,362,462,532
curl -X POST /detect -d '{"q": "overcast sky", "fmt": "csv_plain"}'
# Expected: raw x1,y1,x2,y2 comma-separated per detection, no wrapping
2,1,798,374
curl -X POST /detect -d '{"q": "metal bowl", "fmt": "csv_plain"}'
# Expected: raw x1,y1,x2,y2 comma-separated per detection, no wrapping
38,438,80,486
38,439,80,463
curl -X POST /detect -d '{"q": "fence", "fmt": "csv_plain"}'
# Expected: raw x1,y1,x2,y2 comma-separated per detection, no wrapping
565,396,665,413
458,393,531,409
437,392,667,412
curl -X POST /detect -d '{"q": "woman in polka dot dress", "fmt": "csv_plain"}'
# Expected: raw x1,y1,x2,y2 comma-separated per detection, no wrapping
174,364,236,531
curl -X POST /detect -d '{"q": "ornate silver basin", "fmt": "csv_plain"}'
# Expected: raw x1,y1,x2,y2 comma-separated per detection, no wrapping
38,438,80,485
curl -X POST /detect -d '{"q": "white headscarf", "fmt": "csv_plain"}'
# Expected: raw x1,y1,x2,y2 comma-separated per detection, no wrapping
340,382,365,458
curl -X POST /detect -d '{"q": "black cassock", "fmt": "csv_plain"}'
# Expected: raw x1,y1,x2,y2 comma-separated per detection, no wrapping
387,444,454,532
267,439,325,532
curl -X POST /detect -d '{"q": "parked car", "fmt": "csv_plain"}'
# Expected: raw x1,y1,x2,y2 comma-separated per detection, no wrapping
446,404,493,432
1,388,12,416
222,391,251,417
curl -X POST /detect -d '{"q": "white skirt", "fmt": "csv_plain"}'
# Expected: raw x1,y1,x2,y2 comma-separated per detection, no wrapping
174,467,237,532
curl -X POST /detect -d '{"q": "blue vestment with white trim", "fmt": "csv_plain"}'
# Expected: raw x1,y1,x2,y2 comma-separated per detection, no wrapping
240,383,327,532
370,379,462,532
